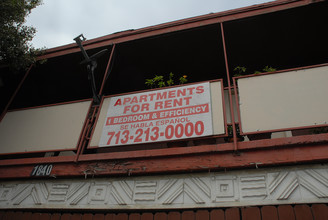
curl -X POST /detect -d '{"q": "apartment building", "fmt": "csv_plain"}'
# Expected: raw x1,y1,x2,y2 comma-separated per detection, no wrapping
0,0,327,219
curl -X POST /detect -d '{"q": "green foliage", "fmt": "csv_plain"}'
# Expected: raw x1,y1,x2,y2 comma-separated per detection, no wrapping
233,65,277,76
166,72,174,86
179,75,188,84
262,66,276,72
158,80,166,88
254,66,277,74
145,78,155,88
0,0,43,72
145,72,188,89
233,66,246,77
145,75,165,88
153,75,165,88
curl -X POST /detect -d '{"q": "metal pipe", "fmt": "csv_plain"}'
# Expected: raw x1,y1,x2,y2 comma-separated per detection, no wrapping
220,22,238,151
99,44,116,95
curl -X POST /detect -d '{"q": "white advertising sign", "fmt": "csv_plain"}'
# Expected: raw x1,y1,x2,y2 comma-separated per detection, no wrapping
99,82,213,147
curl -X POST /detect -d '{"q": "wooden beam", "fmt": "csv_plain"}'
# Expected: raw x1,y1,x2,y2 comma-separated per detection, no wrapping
0,141,327,179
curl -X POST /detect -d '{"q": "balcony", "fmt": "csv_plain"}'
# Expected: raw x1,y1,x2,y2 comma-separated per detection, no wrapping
0,64,328,178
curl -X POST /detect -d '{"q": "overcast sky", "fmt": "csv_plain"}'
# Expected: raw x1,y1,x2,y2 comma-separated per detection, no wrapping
26,0,272,49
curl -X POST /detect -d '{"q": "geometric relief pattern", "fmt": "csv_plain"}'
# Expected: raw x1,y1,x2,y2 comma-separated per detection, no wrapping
111,181,133,205
87,183,109,204
0,185,14,201
157,179,183,205
240,175,267,199
211,176,237,203
68,182,90,205
301,169,328,198
134,181,157,202
48,183,70,202
184,177,211,204
0,164,327,210
268,171,299,200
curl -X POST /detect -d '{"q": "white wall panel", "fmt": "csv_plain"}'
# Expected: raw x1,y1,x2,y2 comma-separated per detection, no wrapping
0,101,91,154
238,66,328,133
210,81,225,135
224,89,239,124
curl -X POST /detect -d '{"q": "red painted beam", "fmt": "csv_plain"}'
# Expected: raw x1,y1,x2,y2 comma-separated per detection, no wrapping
0,140,327,179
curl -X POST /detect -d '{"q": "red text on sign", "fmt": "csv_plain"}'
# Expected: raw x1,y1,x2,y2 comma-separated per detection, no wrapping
106,121,205,145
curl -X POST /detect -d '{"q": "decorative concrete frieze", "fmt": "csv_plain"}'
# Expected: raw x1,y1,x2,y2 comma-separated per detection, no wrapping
0,164,327,209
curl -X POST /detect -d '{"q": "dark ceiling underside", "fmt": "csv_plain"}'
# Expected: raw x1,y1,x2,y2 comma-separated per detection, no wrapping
2,1,327,111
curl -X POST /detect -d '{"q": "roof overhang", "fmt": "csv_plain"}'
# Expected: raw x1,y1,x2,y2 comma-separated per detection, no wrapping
39,0,323,59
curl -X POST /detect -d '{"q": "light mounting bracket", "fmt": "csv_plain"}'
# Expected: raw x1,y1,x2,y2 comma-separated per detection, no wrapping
74,34,107,104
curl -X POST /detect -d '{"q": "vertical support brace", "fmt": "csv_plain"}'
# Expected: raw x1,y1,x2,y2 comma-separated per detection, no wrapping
99,44,116,95
0,64,34,122
220,22,238,152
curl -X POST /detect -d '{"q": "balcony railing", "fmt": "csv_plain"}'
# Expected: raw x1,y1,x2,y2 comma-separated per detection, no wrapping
0,64,327,162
